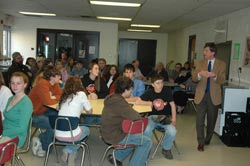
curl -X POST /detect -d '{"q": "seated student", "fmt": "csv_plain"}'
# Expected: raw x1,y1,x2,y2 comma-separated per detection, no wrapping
0,72,13,120
147,62,169,81
81,62,109,99
81,62,109,125
55,59,69,83
101,76,152,166
29,66,63,157
123,64,145,97
136,75,177,160
173,67,192,113
2,72,33,148
70,60,87,78
104,64,120,94
132,59,146,81
56,77,92,165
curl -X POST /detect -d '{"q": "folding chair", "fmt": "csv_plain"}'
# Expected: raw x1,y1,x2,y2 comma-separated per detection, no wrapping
100,118,148,166
151,127,180,160
0,137,18,166
44,116,91,166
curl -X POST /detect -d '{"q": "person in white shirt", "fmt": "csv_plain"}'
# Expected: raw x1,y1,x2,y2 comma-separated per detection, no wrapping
0,72,13,120
56,76,92,165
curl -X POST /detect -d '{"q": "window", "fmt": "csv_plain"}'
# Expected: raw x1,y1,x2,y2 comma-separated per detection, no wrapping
3,25,11,57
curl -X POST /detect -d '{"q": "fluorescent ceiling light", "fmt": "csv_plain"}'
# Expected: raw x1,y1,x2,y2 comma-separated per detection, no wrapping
19,11,56,16
131,24,160,28
127,29,152,32
90,1,141,7
97,16,131,21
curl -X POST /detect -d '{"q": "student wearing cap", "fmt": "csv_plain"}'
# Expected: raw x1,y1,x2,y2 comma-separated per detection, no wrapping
7,52,33,93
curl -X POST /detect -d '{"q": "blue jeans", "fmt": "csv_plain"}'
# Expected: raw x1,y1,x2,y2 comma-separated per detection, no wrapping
115,134,152,166
144,115,177,150
32,109,57,151
62,126,90,154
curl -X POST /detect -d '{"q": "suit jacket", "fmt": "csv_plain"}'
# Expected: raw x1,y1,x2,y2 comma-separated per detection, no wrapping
192,58,226,105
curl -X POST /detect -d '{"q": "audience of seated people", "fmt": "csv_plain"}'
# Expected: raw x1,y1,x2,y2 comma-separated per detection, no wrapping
1,51,192,164
29,66,63,157
2,72,33,148
101,76,152,166
103,64,120,94
56,76,92,165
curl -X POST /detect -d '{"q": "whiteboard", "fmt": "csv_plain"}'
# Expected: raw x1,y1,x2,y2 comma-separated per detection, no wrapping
223,88,250,113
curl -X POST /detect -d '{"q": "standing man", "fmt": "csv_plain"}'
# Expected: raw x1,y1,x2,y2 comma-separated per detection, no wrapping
192,43,226,152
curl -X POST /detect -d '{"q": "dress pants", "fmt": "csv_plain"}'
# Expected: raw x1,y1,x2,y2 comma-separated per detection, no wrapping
196,93,219,145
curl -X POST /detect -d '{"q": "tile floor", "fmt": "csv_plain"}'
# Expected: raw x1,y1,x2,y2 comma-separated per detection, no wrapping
19,107,250,166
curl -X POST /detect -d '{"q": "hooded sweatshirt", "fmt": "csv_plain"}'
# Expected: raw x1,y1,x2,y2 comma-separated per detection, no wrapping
101,93,141,144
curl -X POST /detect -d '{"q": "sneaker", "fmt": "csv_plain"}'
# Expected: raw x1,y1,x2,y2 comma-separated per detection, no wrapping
162,149,173,160
37,146,46,157
32,137,41,156
68,154,76,166
107,154,122,166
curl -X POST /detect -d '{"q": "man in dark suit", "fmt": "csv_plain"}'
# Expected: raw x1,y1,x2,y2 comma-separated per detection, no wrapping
192,43,226,151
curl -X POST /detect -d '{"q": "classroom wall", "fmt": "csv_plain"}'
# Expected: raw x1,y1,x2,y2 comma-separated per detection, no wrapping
119,31,168,66
11,17,118,64
168,7,250,84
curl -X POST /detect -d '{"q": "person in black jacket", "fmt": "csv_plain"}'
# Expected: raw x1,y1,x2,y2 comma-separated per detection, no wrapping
7,52,33,93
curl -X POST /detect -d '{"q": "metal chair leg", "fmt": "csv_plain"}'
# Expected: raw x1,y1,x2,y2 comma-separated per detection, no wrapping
44,142,53,166
100,145,114,166
173,141,180,155
151,135,164,160
82,142,91,166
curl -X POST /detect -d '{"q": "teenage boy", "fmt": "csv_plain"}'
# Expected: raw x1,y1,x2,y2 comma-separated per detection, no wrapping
136,74,177,159
101,76,152,166
123,64,145,97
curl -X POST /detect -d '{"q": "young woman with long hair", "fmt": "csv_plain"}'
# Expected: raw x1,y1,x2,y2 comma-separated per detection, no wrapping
2,72,33,148
56,76,92,165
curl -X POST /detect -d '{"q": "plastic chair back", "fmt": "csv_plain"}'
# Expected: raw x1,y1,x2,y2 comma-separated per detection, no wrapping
122,117,148,134
0,137,18,164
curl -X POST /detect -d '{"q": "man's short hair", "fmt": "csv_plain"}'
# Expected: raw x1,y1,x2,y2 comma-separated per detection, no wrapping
151,74,164,83
204,43,217,55
43,66,61,80
114,76,134,94
123,64,135,72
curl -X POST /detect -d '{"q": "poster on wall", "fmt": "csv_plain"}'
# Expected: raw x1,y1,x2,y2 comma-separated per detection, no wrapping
243,37,250,67
233,43,240,60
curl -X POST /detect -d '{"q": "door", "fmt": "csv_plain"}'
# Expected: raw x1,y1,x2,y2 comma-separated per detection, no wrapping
216,41,231,80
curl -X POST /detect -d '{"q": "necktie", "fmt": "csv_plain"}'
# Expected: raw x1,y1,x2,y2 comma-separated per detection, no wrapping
205,61,211,93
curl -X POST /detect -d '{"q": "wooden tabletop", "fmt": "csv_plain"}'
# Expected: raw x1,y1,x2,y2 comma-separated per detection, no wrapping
46,99,151,115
